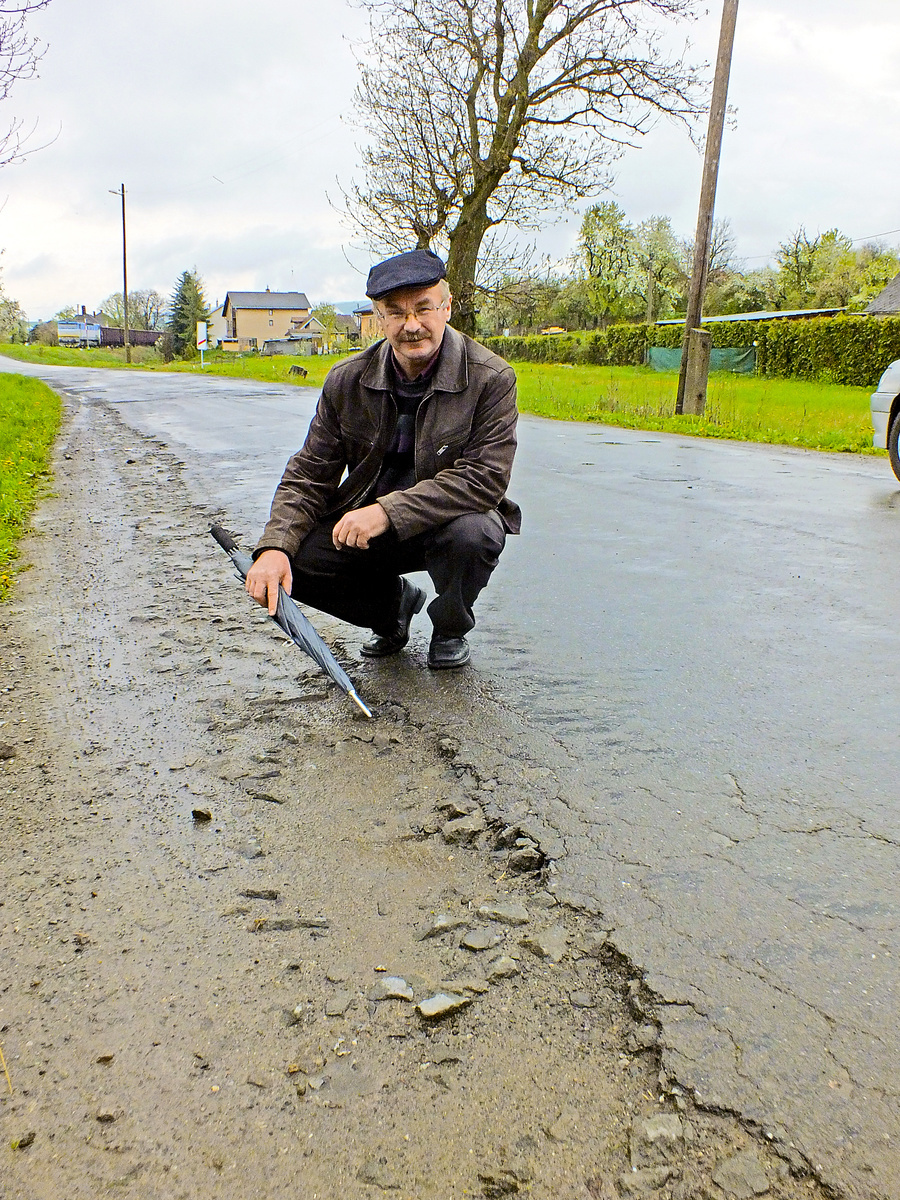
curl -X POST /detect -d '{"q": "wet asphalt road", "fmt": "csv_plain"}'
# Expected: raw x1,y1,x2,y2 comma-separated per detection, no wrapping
7,358,900,1197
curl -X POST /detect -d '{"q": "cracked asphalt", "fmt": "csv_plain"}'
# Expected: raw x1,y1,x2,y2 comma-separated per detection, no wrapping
4,356,899,1199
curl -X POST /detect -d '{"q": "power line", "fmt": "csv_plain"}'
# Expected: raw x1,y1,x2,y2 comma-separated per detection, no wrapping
742,225,900,263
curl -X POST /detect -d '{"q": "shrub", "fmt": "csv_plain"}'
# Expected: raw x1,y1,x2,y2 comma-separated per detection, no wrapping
487,315,900,386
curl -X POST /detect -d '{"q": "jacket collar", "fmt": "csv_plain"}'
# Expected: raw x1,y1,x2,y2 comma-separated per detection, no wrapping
361,325,468,394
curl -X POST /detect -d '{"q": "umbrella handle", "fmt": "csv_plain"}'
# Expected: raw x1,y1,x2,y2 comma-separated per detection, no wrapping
210,524,238,554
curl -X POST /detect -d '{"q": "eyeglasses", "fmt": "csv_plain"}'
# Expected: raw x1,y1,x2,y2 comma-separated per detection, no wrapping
376,300,448,326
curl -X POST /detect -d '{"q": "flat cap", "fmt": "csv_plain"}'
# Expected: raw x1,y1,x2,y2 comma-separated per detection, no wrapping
366,248,446,300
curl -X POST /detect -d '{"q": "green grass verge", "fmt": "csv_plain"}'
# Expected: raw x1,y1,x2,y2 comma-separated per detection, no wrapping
513,363,878,453
0,343,346,390
1,344,879,455
0,373,62,600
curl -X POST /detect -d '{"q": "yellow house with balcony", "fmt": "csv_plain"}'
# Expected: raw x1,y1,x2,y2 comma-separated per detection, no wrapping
220,288,311,351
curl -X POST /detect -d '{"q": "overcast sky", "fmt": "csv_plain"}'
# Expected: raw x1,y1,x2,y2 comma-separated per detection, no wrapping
2,0,899,320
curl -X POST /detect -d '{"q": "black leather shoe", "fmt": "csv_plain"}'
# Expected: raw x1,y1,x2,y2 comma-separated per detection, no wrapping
427,634,470,669
360,579,426,657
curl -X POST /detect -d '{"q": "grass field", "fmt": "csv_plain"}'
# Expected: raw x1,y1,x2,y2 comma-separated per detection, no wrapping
514,363,878,453
0,373,62,600
0,343,343,389
0,343,879,455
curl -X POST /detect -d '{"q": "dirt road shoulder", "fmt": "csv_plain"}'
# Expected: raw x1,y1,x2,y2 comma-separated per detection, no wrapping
0,393,825,1200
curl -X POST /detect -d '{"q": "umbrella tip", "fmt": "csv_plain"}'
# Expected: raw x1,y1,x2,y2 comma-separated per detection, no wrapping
348,689,374,719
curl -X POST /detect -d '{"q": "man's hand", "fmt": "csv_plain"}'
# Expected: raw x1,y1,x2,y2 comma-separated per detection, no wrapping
332,503,390,550
245,549,292,616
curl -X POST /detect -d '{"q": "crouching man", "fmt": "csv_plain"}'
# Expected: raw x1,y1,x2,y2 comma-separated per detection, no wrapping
246,248,520,669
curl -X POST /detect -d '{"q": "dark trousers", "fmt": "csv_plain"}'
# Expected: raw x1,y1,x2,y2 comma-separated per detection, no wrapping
289,511,506,637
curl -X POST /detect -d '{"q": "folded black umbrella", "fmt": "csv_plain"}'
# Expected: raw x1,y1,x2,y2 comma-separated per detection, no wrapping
210,524,373,718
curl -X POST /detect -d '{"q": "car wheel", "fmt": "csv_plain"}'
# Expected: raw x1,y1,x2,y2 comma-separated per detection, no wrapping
890,407,900,483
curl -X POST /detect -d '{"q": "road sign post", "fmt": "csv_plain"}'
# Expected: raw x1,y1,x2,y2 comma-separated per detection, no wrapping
197,321,208,368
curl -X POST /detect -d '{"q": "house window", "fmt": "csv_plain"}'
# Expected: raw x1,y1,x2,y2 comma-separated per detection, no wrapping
269,320,274,326
268,309,273,316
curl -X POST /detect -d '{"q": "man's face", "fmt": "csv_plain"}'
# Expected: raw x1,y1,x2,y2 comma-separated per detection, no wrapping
375,282,452,377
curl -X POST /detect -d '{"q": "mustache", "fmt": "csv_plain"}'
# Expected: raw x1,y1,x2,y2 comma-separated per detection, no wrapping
398,333,428,343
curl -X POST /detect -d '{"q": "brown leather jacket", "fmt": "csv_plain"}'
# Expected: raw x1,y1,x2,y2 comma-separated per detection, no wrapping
255,326,521,557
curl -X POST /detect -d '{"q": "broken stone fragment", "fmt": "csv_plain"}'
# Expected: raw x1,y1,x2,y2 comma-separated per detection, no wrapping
460,927,502,952
416,992,472,1020
520,925,568,963
508,847,543,872
711,1148,770,1199
441,810,486,845
628,1024,659,1051
578,931,609,957
241,887,279,901
569,990,595,1008
629,1114,684,1170
436,794,478,818
417,913,468,940
441,977,489,995
486,955,520,982
616,1166,673,1196
324,991,355,1016
191,807,212,822
477,901,529,925
251,916,328,933
369,977,415,1002
494,825,520,848
11,1130,35,1149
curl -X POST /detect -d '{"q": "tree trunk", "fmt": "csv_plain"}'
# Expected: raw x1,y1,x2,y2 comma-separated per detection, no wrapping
446,201,492,338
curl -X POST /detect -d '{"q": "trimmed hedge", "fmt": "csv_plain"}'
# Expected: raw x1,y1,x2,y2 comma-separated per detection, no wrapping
484,315,900,387
485,324,647,368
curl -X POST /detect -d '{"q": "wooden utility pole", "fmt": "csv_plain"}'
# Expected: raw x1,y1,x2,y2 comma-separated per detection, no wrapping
109,184,131,363
675,0,739,415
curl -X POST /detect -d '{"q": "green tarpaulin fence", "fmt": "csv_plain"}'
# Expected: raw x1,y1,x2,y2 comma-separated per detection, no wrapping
647,346,757,374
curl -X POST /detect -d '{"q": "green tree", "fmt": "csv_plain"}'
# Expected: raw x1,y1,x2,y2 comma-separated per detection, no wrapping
574,202,636,323
774,226,900,312
168,269,208,357
849,245,900,311
347,0,701,335
630,215,684,322
0,294,27,341
310,303,338,338
476,275,561,335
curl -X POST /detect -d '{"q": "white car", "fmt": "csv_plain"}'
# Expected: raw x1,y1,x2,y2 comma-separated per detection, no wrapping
871,358,900,480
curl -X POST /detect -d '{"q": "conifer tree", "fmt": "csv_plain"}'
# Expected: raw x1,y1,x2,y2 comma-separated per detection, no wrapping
168,269,208,356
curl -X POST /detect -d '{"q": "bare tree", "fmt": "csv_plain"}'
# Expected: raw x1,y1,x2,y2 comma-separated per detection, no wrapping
347,0,702,333
101,288,167,331
0,1,53,168
775,226,819,302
